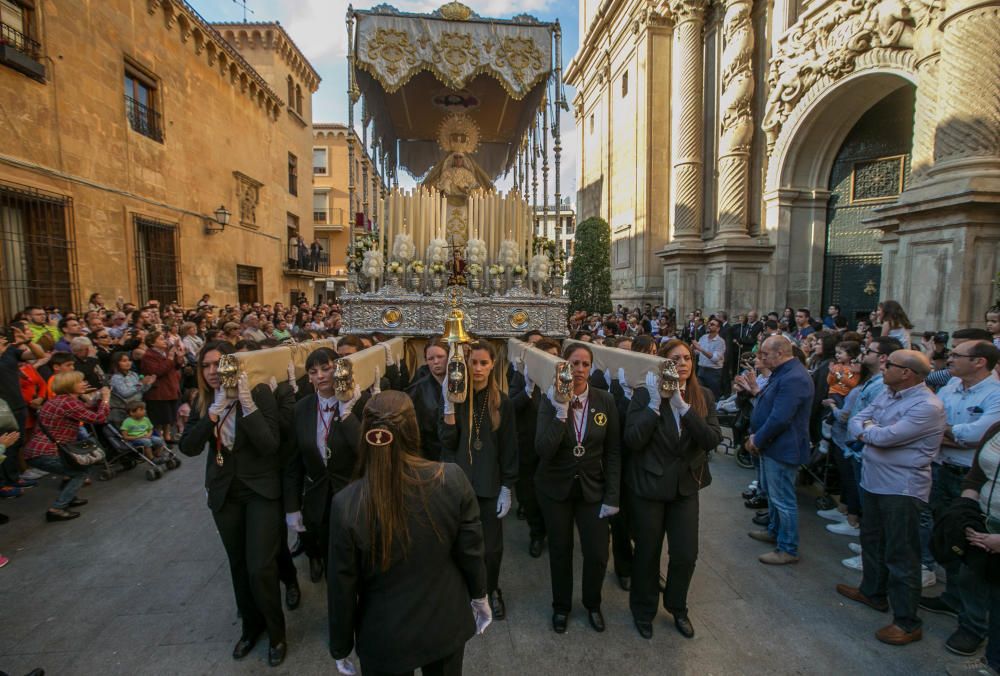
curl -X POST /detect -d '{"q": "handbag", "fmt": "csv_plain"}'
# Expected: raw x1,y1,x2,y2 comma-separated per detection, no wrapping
0,398,17,432
35,416,106,468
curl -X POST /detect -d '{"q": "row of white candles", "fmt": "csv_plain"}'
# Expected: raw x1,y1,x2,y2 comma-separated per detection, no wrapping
374,187,534,264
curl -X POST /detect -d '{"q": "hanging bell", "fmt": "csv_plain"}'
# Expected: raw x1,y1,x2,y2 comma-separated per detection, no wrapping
442,307,471,345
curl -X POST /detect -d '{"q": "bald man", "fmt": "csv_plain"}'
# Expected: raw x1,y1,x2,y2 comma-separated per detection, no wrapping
746,336,814,565
838,349,946,647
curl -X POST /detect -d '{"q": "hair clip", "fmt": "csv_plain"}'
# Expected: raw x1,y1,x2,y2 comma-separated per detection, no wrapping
365,428,394,447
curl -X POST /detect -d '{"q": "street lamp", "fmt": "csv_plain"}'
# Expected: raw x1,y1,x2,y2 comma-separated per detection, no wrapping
205,205,230,234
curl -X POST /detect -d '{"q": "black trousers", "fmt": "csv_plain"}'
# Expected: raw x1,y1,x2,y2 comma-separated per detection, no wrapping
212,490,286,643
537,480,609,613
276,519,298,587
610,498,634,577
362,646,464,676
517,455,546,539
628,489,699,621
478,496,503,593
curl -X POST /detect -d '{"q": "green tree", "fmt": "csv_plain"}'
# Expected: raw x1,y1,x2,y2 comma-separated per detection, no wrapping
567,216,612,314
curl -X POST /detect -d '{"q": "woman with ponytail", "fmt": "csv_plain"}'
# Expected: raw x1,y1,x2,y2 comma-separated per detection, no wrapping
328,391,490,676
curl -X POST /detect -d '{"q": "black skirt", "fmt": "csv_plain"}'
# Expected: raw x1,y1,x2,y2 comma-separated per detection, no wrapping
145,399,178,426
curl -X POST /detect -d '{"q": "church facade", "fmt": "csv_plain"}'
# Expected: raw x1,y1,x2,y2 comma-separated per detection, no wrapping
566,0,1000,331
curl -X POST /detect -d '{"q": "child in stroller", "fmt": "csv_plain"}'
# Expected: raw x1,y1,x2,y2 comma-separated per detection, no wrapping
120,402,167,462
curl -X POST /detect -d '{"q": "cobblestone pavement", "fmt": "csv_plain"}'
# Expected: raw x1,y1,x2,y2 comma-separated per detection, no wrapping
0,447,969,675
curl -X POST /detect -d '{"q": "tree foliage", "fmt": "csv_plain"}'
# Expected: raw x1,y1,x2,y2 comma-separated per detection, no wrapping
567,216,612,314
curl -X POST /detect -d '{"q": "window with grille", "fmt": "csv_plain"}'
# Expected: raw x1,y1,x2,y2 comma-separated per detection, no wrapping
0,182,76,322
134,215,180,305
850,155,905,203
237,265,261,305
124,64,162,142
313,147,328,175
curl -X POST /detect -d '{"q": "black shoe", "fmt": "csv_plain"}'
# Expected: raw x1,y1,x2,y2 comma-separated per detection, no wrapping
45,509,80,522
529,537,544,558
741,485,759,500
517,504,526,520
617,574,631,591
588,609,606,633
489,589,506,620
918,595,958,618
290,535,306,558
752,512,770,526
946,626,985,656
285,583,301,611
309,556,324,583
634,618,653,639
68,498,88,507
673,613,695,638
552,612,568,633
0,512,9,525
268,641,287,667
232,632,259,659
745,495,768,509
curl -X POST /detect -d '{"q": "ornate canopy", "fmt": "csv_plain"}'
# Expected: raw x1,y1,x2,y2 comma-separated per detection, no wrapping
351,3,555,180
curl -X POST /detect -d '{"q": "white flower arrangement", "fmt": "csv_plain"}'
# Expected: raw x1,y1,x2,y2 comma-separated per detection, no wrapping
512,264,526,276
361,250,385,279
488,264,505,277
497,239,520,267
409,260,425,274
387,261,403,274
430,262,446,274
465,238,487,266
392,233,416,262
427,238,449,264
528,253,551,283
468,263,483,277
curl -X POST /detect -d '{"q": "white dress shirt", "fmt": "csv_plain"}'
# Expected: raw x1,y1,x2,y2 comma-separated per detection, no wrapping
571,387,589,442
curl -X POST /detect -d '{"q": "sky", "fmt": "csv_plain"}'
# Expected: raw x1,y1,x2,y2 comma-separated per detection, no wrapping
197,0,580,202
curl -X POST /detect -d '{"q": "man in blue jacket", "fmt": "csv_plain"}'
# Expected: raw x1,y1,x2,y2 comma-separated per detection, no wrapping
745,336,814,564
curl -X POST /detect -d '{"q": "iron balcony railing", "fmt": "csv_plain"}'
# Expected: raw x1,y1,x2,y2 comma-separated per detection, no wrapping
312,208,346,226
125,95,163,142
0,21,40,59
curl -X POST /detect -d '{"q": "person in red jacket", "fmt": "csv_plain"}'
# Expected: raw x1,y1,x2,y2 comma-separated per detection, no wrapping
140,331,185,444
18,360,50,437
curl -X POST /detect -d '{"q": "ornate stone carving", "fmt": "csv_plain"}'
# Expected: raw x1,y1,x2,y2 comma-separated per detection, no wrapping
233,171,263,227
762,0,933,149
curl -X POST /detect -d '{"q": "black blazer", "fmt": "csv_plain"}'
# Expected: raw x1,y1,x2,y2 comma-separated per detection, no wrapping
534,388,622,507
405,374,444,461
438,389,519,499
623,386,721,502
508,370,540,465
289,391,364,529
179,384,282,512
328,463,487,672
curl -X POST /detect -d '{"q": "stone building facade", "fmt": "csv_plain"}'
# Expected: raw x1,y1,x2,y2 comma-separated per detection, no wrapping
0,0,320,320
311,122,385,303
567,0,1000,331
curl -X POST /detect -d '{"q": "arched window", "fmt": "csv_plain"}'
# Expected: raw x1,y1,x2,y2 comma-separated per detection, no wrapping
286,75,294,106
295,83,303,114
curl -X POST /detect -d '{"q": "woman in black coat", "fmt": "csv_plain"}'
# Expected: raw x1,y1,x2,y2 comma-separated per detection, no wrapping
329,391,490,676
439,340,518,620
179,341,287,667
623,338,721,640
535,343,622,634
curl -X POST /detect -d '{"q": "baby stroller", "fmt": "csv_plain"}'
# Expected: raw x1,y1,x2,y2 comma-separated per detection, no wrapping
100,424,182,482
715,392,755,469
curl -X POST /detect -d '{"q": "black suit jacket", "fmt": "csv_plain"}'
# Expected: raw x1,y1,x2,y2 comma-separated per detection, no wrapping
179,384,282,512
623,386,721,501
438,390,519,499
405,374,444,461
534,388,622,506
508,370,540,465
289,391,364,529
328,463,487,672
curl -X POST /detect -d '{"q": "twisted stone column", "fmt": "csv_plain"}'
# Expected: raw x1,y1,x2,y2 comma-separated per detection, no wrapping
716,0,755,238
669,0,709,240
932,0,1000,169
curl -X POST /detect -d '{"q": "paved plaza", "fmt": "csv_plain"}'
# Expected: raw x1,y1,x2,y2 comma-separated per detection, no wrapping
0,448,970,676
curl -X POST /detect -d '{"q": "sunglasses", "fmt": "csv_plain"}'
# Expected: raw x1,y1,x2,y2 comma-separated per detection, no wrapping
884,362,909,371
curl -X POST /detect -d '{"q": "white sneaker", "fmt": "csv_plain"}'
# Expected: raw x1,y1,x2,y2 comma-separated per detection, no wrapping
20,468,48,480
922,566,937,588
826,521,861,536
848,542,863,555
842,555,863,571
817,508,848,522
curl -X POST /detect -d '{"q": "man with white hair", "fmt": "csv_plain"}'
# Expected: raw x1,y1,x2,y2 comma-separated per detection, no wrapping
70,337,104,390
838,350,946,646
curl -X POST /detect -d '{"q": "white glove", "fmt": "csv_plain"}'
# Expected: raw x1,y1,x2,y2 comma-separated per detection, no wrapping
497,486,512,518
603,368,612,388
617,368,633,400
371,366,381,395
381,342,395,367
471,596,493,635
598,504,620,519
287,362,299,394
669,388,691,417
524,365,535,395
644,371,662,414
336,658,357,675
268,376,278,392
441,375,455,416
236,373,257,415
338,384,362,419
546,385,569,421
285,511,306,533
209,385,228,417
